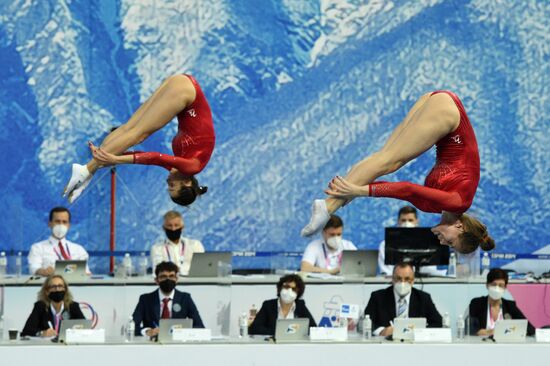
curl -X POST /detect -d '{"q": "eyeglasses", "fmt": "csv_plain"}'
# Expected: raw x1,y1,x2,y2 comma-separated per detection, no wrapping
157,274,178,281
392,276,413,283
48,285,66,290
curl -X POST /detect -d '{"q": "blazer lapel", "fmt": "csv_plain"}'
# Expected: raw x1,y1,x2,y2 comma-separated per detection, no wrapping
153,289,161,321
408,289,418,317
479,297,489,329
386,287,396,320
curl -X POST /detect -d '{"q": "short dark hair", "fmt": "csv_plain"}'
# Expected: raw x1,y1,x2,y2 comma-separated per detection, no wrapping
170,176,208,206
323,214,343,230
155,261,180,277
392,261,414,275
486,268,508,286
49,207,71,222
398,206,417,219
276,274,305,299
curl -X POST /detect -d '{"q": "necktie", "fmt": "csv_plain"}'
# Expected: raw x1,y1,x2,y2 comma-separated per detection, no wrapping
58,241,70,260
397,297,407,318
161,298,171,319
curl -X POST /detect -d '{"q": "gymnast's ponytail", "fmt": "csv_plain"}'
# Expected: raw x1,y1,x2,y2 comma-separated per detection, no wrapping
458,213,496,254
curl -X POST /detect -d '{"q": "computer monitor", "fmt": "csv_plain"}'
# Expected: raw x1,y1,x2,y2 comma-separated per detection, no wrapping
385,227,449,269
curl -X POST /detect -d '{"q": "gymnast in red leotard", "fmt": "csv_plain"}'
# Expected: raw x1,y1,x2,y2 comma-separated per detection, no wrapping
302,91,495,255
63,74,215,206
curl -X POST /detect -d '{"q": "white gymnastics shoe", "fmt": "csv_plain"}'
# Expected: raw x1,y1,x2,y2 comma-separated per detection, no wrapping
63,164,92,203
300,199,330,237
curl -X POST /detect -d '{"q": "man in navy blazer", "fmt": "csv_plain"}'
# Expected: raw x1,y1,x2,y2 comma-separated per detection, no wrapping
132,261,204,337
364,262,442,336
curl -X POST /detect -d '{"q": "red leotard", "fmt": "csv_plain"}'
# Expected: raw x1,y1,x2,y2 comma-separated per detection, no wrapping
132,75,215,176
368,91,480,213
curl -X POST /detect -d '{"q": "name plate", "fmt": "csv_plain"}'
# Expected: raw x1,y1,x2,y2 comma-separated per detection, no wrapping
309,327,348,341
172,328,212,342
535,329,550,343
413,328,452,343
65,329,105,344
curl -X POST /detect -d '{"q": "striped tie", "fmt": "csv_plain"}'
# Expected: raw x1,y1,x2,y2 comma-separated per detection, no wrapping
397,297,407,318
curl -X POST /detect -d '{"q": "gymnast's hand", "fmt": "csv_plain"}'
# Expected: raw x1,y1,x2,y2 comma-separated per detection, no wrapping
88,142,119,166
325,176,368,199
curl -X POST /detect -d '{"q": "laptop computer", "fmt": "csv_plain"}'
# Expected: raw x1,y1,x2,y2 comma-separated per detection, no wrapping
57,319,92,343
392,317,427,342
493,319,528,343
275,318,310,343
158,318,193,343
188,252,232,277
340,250,378,277
54,260,88,281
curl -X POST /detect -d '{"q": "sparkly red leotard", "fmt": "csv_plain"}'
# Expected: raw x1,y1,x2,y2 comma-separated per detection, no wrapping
368,91,480,213
132,75,215,176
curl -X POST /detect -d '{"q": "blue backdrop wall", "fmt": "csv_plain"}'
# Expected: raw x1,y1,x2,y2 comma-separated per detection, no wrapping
0,0,548,273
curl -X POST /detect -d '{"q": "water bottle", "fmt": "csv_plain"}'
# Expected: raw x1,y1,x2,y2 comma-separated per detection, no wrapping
126,316,135,342
456,314,465,340
0,252,7,277
15,252,23,277
447,252,456,277
0,314,4,340
123,253,133,278
481,252,490,276
239,312,248,338
339,316,348,329
442,312,451,328
138,252,148,277
362,314,372,339
249,304,257,319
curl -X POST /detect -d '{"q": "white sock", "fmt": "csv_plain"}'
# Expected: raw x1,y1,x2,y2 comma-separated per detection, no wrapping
64,164,92,200
301,199,330,237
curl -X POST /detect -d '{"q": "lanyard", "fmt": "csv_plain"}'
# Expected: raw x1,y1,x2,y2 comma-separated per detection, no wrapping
50,303,64,334
164,240,184,262
53,242,71,260
322,243,342,269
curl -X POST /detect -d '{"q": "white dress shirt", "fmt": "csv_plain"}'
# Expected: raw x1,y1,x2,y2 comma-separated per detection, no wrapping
28,236,90,275
150,237,205,275
372,287,413,336
277,300,296,319
302,238,357,270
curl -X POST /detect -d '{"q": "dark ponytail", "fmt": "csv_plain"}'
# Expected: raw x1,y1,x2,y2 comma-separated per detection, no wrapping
170,176,208,207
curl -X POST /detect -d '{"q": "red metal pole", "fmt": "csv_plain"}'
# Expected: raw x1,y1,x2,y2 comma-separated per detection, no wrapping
110,167,116,273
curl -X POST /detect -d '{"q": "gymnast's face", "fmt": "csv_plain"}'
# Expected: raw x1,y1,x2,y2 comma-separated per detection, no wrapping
167,170,193,197
431,212,464,248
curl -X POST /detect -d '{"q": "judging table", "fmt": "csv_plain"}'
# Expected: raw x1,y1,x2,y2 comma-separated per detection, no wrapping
1,276,549,338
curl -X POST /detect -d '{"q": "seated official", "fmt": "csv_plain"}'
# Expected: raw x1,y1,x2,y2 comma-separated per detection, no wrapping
150,210,205,275
21,275,85,337
132,261,204,337
468,268,535,336
249,274,317,336
364,262,442,336
301,214,357,275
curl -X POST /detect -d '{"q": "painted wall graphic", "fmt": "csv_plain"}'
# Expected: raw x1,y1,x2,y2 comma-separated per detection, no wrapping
0,1,548,273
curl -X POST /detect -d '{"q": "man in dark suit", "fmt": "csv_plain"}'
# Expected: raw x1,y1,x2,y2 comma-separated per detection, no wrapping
364,262,442,336
132,261,204,337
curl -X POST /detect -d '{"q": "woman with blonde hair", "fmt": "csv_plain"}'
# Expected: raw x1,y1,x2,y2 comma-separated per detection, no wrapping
21,275,85,337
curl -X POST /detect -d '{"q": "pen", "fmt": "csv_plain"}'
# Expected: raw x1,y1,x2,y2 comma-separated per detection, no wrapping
48,321,54,329
390,320,394,327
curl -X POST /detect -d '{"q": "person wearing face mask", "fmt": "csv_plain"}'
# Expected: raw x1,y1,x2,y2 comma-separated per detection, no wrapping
132,261,204,338
378,206,446,276
300,215,357,275
364,262,442,337
21,275,85,337
28,207,90,276
150,210,205,276
468,268,535,336
249,274,316,336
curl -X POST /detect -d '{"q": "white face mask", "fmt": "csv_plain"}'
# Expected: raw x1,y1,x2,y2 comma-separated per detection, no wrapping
52,224,69,239
400,221,416,228
394,281,412,297
280,288,297,304
488,286,505,300
326,236,342,250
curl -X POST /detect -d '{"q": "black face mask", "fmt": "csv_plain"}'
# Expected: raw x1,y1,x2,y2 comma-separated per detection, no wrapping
48,291,66,303
159,279,176,294
164,227,182,242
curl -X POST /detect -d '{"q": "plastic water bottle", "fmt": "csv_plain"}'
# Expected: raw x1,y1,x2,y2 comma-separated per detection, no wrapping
442,312,451,328
123,253,133,278
456,314,465,340
138,252,148,277
239,312,248,338
481,252,490,275
447,252,456,277
15,252,23,277
0,314,4,340
126,316,135,342
0,252,7,277
362,314,372,339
